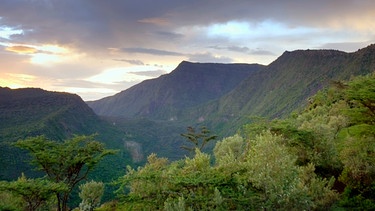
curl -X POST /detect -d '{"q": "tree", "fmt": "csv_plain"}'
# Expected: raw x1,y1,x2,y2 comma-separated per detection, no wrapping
79,180,105,211
180,126,217,152
14,134,116,211
117,133,337,210
0,173,67,211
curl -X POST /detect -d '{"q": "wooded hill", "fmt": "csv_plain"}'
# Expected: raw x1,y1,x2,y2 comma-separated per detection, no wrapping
0,87,129,181
88,44,375,136
85,44,375,161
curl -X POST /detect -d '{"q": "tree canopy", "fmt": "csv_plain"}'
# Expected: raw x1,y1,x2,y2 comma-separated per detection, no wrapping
14,134,116,211
114,73,375,210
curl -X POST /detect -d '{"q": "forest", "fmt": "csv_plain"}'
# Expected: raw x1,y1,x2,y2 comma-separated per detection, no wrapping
0,73,374,210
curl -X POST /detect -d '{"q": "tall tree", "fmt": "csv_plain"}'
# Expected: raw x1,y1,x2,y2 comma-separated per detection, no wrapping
180,126,217,152
15,134,116,211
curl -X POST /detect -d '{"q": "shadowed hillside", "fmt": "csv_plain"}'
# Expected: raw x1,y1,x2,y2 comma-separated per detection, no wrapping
87,61,264,120
0,87,128,180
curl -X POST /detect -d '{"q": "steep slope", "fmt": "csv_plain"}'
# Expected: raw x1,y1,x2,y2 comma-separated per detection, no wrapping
0,87,128,180
189,44,375,133
87,61,264,119
1,88,98,140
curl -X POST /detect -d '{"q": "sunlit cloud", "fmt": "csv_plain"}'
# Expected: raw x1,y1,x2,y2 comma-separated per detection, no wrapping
0,73,36,88
2,42,82,66
6,45,37,54
36,44,69,54
206,20,319,40
30,53,61,65
0,26,23,39
63,87,117,98
86,66,161,85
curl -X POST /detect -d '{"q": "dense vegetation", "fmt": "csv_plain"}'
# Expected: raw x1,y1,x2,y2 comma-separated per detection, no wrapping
0,87,130,181
0,46,374,210
0,135,115,211
111,73,374,210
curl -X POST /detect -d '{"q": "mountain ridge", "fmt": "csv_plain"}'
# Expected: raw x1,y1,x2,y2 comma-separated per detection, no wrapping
87,44,375,136
87,61,265,119
185,45,375,133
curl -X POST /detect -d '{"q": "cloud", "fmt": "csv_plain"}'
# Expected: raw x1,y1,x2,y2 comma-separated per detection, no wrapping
154,31,184,40
249,49,276,56
188,52,234,63
128,70,167,77
209,45,275,55
0,0,375,100
209,45,249,53
6,45,37,53
114,59,145,65
0,26,24,39
122,47,184,56
138,17,170,26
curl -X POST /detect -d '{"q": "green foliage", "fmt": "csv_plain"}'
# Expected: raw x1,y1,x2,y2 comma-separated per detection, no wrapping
113,73,375,210
79,180,105,211
213,134,245,165
0,190,24,211
14,134,116,211
116,132,337,210
0,173,67,211
240,73,375,209
180,126,217,153
242,131,337,210
345,74,375,124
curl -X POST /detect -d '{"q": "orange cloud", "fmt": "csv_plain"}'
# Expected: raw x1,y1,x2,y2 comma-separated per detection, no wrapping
6,45,38,54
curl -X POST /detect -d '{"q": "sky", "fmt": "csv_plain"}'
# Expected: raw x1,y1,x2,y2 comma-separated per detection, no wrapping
0,0,374,101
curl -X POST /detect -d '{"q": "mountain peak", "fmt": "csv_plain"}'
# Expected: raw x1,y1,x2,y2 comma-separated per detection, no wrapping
88,62,264,118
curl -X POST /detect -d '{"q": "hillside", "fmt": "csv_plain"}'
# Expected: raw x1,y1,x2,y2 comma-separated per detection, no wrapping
183,44,375,134
87,61,264,119
87,45,375,138
0,87,128,180
1,88,99,141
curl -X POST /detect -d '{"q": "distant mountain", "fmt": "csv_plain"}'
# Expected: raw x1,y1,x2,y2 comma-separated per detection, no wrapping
188,44,375,133
0,87,128,180
87,61,264,119
88,44,375,137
